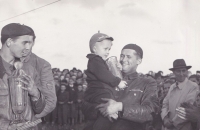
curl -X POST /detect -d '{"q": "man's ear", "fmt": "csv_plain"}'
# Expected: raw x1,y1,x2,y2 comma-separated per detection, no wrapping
93,46,96,53
32,41,35,46
137,58,142,65
6,38,12,47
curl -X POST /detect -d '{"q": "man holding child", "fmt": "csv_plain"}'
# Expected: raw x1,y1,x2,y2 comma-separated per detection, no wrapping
83,32,159,130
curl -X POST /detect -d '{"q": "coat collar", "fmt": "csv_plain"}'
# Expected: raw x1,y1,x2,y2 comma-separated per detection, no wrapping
0,56,6,78
123,72,138,80
86,53,102,60
174,78,188,90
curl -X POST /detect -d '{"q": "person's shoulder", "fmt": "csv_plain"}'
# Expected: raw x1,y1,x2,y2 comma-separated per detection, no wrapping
87,54,103,62
139,76,156,84
31,53,51,65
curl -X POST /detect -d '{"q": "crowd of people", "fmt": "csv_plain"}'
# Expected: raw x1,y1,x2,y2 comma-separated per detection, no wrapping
42,67,88,130
41,67,200,130
1,23,200,130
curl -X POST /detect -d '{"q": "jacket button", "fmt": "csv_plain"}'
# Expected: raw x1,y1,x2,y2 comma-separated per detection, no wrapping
134,93,136,96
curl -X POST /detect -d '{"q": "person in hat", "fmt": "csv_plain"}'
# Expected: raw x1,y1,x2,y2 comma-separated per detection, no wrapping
83,43,159,130
83,33,127,130
0,23,47,130
161,59,199,130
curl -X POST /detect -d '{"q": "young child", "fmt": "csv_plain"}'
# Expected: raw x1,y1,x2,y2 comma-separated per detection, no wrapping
57,81,69,130
67,78,77,128
84,33,127,130
76,84,84,124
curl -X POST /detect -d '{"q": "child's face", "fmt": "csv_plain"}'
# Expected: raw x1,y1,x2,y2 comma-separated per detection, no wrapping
76,78,82,84
60,75,64,80
73,72,77,76
54,80,60,86
65,74,70,78
63,69,69,74
83,74,87,79
72,76,76,81
65,77,69,82
77,72,82,77
78,85,83,91
82,84,87,91
156,76,163,84
70,71,74,76
57,72,62,76
69,79,74,87
163,83,171,96
189,77,199,85
61,85,66,91
93,39,112,60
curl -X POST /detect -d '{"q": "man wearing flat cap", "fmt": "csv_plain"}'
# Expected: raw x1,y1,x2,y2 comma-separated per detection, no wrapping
83,44,159,130
0,23,56,130
161,59,199,130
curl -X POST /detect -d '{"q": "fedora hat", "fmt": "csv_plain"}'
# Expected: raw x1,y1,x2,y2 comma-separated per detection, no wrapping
169,59,191,71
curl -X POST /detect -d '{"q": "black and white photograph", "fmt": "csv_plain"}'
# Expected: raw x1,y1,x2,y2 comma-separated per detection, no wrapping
0,0,200,130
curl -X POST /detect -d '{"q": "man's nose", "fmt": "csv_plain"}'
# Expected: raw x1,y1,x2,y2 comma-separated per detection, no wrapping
180,71,184,76
25,43,31,49
122,56,127,62
106,50,110,54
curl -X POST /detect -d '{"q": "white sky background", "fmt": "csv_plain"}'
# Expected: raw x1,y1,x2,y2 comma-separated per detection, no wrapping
0,0,200,75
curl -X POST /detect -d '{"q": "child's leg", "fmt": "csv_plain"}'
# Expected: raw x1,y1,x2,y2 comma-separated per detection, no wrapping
51,106,57,125
57,105,63,125
63,104,68,125
79,110,82,124
72,118,74,125
92,89,114,130
92,115,113,130
44,113,51,124
78,109,81,124
84,87,115,130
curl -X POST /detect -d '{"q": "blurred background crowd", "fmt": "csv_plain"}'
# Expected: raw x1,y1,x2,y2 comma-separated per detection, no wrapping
40,67,200,130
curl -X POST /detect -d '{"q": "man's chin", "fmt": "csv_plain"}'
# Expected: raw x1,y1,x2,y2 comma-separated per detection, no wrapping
122,65,129,71
22,53,29,57
122,68,129,74
14,55,22,59
176,78,186,82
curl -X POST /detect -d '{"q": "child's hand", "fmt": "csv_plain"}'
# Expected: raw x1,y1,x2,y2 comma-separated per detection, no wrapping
118,80,127,89
116,62,122,70
110,112,118,119
107,112,118,122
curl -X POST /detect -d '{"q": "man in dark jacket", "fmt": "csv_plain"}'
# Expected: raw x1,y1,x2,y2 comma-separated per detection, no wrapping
83,44,159,130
